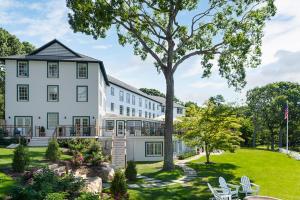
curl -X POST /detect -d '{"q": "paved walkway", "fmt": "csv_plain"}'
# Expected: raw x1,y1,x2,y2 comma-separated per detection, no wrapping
128,154,203,189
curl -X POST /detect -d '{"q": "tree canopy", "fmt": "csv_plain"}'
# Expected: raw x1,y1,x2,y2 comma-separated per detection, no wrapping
67,0,276,170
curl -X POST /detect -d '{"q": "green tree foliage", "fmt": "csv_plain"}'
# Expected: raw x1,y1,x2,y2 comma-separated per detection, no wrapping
176,101,243,163
84,141,103,166
12,145,30,172
66,0,276,170
125,161,137,181
139,88,165,97
247,82,300,151
110,170,128,200
46,139,61,162
0,28,35,118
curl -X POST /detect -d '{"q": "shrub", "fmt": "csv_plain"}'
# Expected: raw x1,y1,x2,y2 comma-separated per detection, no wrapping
44,192,67,200
177,151,197,160
75,192,100,200
12,144,30,173
110,170,128,200
0,136,27,146
46,139,61,162
72,152,84,167
84,141,103,166
11,168,85,200
125,161,137,181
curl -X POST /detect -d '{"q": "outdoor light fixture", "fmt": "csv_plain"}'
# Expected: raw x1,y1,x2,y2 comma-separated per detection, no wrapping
64,116,67,119
38,116,41,119
8,116,10,119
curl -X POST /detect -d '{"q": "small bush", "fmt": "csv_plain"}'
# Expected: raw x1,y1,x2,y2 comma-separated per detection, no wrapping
75,192,100,200
72,152,84,167
125,161,137,181
84,141,103,166
110,170,128,200
46,139,61,162
177,151,197,160
12,145,30,172
44,192,67,200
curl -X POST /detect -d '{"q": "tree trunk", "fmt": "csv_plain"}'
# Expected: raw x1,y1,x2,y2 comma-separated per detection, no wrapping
163,72,174,170
279,127,283,148
252,116,257,148
204,143,210,164
270,131,275,151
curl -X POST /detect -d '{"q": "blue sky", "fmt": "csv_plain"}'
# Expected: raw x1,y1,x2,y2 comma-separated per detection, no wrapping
1,0,300,105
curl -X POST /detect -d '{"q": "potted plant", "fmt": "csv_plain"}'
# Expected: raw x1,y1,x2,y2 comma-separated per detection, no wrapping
39,126,46,137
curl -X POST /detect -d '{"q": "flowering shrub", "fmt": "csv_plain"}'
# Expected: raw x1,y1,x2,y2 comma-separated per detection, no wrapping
72,152,84,167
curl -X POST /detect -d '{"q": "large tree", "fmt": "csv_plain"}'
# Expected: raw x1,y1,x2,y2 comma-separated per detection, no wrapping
247,82,300,151
176,100,243,163
67,0,276,170
0,28,35,118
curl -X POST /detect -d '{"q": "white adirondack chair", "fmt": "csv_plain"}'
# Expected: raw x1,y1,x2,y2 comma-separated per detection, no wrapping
240,176,260,196
219,177,239,197
208,183,240,200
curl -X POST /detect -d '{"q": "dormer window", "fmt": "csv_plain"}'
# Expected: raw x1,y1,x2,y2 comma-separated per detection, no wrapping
47,62,59,78
17,61,29,77
77,62,88,79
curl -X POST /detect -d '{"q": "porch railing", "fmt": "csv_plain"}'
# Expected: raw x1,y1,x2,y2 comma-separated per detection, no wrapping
0,125,32,139
52,125,98,138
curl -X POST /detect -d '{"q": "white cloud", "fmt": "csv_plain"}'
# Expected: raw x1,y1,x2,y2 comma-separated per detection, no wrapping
93,44,113,49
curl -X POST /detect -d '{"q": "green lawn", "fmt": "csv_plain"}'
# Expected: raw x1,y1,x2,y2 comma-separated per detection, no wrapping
0,147,71,199
129,149,300,200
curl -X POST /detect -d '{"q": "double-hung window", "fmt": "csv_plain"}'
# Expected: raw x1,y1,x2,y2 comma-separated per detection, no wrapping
105,120,114,131
119,91,124,101
77,86,88,102
47,85,59,102
17,61,29,77
47,113,59,129
132,108,135,117
145,142,163,157
47,62,59,78
77,62,88,79
111,87,114,96
139,110,142,117
111,103,115,111
17,84,29,101
132,95,135,105
139,98,142,107
126,93,130,103
120,105,124,115
126,107,130,116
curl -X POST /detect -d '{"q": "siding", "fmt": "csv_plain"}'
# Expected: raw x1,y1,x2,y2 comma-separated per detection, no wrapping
36,43,76,57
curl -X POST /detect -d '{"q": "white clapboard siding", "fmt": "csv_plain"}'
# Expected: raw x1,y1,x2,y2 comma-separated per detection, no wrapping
36,42,76,57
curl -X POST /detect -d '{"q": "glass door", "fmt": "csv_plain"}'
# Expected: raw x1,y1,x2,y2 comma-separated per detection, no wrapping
15,116,32,136
73,117,90,136
116,121,125,136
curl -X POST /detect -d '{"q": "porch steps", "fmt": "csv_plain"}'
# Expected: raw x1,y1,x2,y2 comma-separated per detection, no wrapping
111,136,127,169
28,137,51,147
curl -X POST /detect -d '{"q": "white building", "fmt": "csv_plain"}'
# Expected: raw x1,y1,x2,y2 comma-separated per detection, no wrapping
1,39,191,163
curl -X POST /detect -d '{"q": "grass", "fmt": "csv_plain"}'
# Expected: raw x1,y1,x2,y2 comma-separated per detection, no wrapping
129,149,300,200
0,146,71,199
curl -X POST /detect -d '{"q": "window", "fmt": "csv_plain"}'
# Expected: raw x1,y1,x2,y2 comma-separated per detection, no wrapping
149,101,151,109
145,142,163,157
152,103,155,110
127,121,141,135
153,113,155,118
139,110,142,117
157,104,159,110
17,84,29,101
17,61,29,77
162,106,165,113
149,112,151,118
145,111,147,118
120,105,123,115
111,87,114,96
126,93,130,103
111,103,114,111
105,120,114,131
145,100,148,108
77,86,88,102
47,85,59,102
177,108,183,114
47,113,59,129
132,95,135,105
126,107,130,116
132,108,135,117
139,98,142,107
119,91,124,101
47,62,59,78
77,62,88,79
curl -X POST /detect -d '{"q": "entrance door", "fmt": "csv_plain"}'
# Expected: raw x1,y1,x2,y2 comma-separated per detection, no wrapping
15,116,32,136
116,121,125,136
73,117,90,136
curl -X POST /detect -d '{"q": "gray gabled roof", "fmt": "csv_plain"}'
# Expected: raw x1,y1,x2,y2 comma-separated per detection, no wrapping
0,39,109,85
149,95,185,108
108,75,162,103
